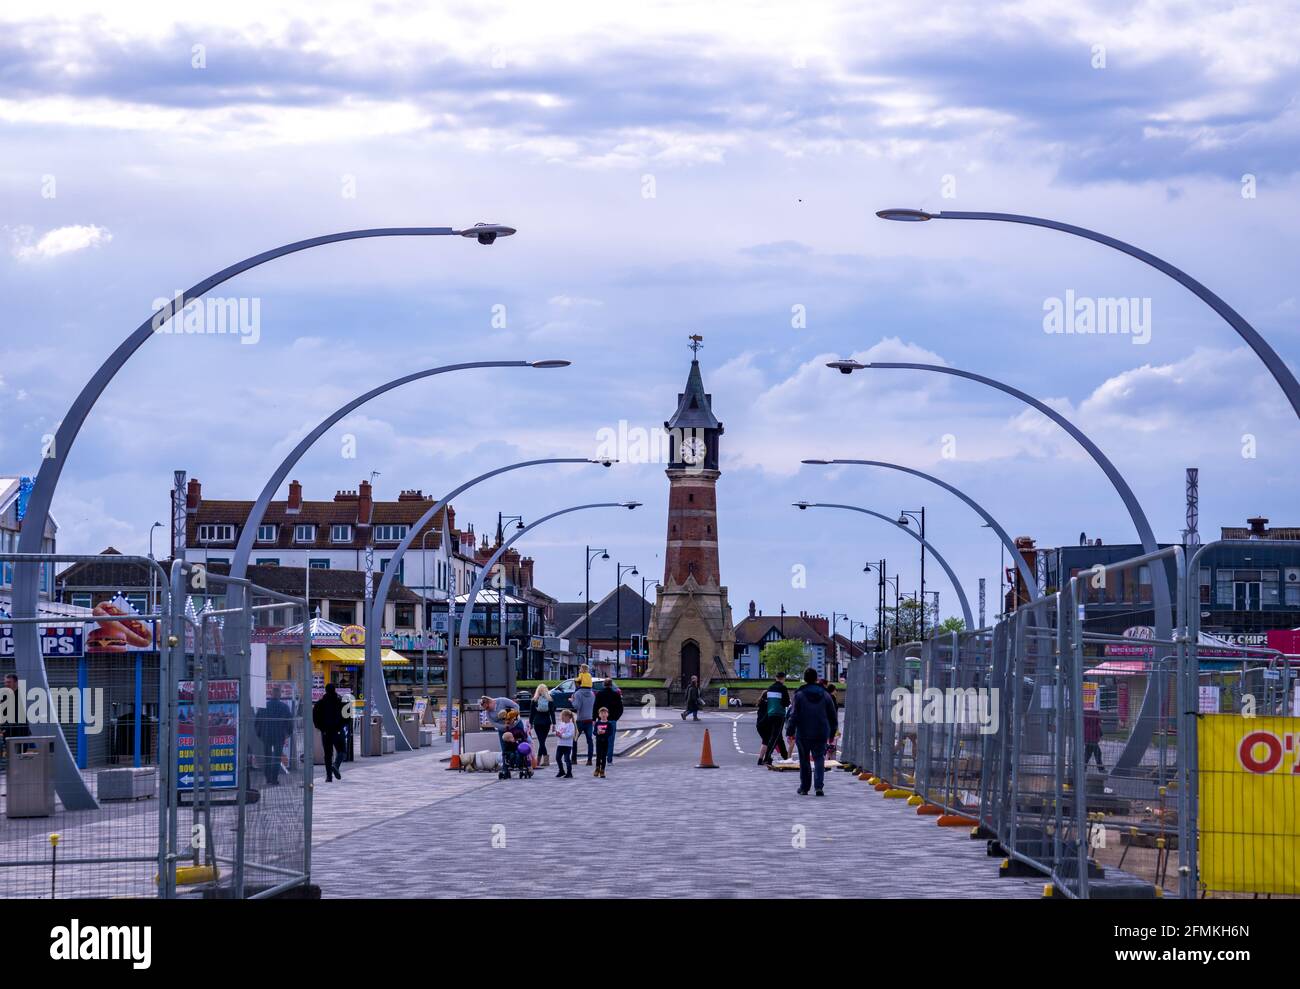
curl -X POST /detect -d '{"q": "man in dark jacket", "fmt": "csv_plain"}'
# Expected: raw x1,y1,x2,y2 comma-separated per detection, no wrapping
593,679,624,763
255,685,294,785
756,673,790,764
681,675,702,721
784,668,838,796
312,682,346,782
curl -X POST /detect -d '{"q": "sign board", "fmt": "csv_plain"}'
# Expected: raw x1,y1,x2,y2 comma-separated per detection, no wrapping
1081,681,1099,711
1199,715,1300,894
340,624,365,645
0,625,84,658
86,598,158,653
176,678,239,791
452,645,516,714
1198,685,1221,714
428,612,450,633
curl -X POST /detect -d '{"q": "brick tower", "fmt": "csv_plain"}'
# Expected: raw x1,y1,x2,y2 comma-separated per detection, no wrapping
645,338,735,686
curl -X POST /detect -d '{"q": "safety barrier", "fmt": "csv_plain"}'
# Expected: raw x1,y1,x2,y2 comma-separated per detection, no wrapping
842,541,1299,899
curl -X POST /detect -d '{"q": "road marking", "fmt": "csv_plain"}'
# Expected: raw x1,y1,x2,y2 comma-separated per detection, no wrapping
628,738,663,759
730,712,746,754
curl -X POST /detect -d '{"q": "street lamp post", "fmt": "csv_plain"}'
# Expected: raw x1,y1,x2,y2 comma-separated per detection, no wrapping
831,611,849,680
585,546,609,671
639,576,658,677
875,207,1300,420
802,458,1040,602
367,457,614,745
615,563,639,677
898,508,926,639
794,502,975,632
824,359,1173,772
495,514,525,649
11,222,515,810
863,559,886,647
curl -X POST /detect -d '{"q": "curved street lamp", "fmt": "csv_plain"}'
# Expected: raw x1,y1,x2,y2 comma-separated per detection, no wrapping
13,222,514,810
827,358,1172,773
366,457,616,745
793,501,975,632
223,359,571,655
458,502,642,649
875,208,1300,419
802,457,1040,601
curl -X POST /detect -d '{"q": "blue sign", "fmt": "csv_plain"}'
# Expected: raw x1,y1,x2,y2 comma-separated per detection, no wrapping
0,624,84,658
15,476,33,523
176,678,240,791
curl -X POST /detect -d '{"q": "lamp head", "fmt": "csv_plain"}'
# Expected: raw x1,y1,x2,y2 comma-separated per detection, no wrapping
826,359,867,375
601,551,609,560
631,567,639,575
793,501,811,511
621,501,642,510
589,458,617,468
457,222,517,244
516,520,525,530
801,459,831,466
529,360,571,369
897,513,910,526
876,208,935,222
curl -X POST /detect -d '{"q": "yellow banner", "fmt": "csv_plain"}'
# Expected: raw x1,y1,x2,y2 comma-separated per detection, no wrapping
1198,714,1300,895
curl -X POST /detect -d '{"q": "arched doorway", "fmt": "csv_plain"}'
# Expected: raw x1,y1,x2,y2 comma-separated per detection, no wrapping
680,639,700,686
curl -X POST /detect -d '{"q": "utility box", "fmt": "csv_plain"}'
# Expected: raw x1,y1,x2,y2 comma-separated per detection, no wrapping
98,767,157,802
6,737,55,818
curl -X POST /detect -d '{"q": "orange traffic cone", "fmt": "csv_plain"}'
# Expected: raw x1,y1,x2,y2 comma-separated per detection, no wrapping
695,728,720,769
447,725,462,771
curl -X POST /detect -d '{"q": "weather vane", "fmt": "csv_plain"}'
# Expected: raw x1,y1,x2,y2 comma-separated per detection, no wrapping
688,333,703,356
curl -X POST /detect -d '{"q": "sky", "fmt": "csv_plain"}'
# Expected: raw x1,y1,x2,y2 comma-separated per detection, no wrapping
3,0,1299,633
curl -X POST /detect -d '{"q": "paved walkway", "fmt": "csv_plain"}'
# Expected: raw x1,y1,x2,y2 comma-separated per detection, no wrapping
309,712,1042,898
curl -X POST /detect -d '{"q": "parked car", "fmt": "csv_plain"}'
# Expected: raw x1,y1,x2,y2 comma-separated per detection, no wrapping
549,677,619,712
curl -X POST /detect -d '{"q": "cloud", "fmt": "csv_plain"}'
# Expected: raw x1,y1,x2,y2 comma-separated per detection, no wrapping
11,224,111,261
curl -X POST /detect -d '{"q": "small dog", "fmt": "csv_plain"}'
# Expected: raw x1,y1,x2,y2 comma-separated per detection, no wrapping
458,749,501,773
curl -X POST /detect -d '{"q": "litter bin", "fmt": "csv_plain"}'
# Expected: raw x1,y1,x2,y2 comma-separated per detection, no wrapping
361,716,384,757
400,715,420,749
6,737,55,818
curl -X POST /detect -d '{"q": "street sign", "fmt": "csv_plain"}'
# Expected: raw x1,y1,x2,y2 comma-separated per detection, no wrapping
176,678,240,791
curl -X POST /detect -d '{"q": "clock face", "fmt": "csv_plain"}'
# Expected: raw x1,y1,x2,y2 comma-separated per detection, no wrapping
680,436,707,465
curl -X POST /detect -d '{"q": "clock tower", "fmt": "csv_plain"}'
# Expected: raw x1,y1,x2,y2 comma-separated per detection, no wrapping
645,337,736,685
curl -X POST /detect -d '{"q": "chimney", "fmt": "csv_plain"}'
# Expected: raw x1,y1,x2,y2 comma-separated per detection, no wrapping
446,506,456,531
358,480,373,525
748,600,756,618
186,478,202,512
805,613,830,638
521,557,534,590
1248,516,1269,538
287,480,302,514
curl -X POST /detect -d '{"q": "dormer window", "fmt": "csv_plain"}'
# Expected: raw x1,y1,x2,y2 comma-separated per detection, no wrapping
256,524,277,543
331,524,353,543
294,524,316,543
198,524,235,544
373,524,409,543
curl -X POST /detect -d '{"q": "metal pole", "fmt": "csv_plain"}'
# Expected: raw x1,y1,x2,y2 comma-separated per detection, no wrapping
11,224,513,811
920,508,926,640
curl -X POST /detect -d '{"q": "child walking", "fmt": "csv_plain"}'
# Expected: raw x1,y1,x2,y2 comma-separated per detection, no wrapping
554,709,576,778
593,706,613,778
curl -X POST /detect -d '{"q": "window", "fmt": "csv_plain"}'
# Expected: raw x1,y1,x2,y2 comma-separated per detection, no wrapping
331,602,356,625
379,558,404,584
70,592,92,610
373,524,409,543
294,524,316,543
207,558,229,567
256,524,277,542
395,603,415,628
309,559,330,570
198,524,235,543
255,558,280,567
1199,567,1212,605
331,524,352,543
125,593,148,614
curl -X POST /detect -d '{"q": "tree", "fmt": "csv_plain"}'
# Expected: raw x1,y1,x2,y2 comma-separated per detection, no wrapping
872,597,966,646
759,639,808,679
936,616,966,635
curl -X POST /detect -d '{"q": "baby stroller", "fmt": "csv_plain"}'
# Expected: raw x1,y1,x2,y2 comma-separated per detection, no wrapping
499,739,534,780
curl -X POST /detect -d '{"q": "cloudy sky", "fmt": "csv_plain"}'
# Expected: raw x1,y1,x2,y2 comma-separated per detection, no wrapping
3,0,1299,631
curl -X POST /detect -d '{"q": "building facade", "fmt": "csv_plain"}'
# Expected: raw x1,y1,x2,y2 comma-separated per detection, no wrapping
734,604,833,679
0,474,58,606
645,351,736,685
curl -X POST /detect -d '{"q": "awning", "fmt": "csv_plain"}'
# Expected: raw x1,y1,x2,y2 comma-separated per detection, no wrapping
313,647,410,667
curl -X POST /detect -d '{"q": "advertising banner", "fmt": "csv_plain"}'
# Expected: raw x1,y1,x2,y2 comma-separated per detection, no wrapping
176,678,240,791
1198,714,1300,894
86,598,158,654
0,624,84,658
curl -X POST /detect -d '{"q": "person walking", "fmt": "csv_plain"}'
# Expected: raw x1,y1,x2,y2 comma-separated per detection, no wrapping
1083,707,1105,772
592,706,614,778
312,682,347,782
255,685,294,785
756,672,791,765
572,679,596,765
530,683,554,768
784,667,837,796
554,709,576,778
593,678,623,764
681,675,702,721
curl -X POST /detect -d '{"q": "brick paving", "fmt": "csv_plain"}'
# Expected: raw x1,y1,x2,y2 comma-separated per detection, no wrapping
310,710,1043,898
